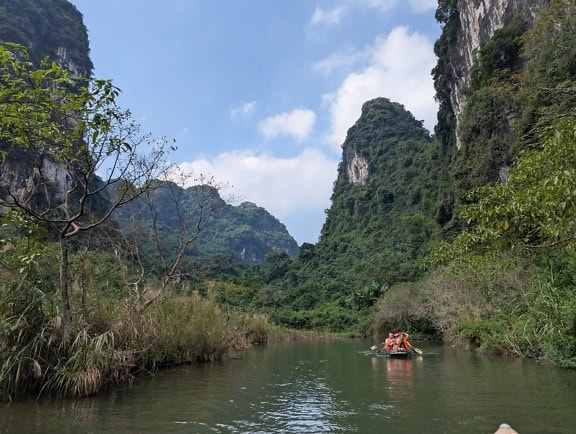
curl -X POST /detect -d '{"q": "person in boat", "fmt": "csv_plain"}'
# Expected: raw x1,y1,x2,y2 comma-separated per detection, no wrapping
394,332,412,352
381,333,395,352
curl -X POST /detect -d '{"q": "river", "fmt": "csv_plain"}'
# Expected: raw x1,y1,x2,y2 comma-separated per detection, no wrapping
1,339,575,433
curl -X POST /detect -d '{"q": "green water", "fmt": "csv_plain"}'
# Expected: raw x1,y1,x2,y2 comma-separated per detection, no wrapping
1,339,575,433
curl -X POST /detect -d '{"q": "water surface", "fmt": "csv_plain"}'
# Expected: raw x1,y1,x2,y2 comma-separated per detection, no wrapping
1,339,575,433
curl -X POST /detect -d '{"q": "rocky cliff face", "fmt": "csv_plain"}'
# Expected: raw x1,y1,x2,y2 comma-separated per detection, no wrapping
0,0,93,209
346,152,369,186
0,0,93,76
445,0,549,147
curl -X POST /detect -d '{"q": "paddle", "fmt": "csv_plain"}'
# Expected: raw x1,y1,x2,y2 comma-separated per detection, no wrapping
412,346,423,355
370,345,378,351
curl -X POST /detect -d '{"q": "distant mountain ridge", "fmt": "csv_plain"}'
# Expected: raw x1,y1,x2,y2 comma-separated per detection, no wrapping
111,182,298,263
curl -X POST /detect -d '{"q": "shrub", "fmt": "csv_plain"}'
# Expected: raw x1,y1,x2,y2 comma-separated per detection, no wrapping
373,282,431,337
243,314,270,345
148,292,231,364
449,317,510,354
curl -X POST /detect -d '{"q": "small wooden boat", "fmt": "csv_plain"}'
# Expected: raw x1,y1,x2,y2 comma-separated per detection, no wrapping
384,349,412,358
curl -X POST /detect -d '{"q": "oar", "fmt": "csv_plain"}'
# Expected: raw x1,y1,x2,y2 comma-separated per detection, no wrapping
370,345,378,351
412,346,423,355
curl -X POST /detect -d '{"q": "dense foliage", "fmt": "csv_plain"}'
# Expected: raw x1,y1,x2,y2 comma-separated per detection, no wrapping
236,98,452,334
392,0,576,367
211,0,576,346
451,19,527,199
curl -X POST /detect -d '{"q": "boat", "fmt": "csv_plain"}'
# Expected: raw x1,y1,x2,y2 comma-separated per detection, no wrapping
370,331,423,357
383,349,412,358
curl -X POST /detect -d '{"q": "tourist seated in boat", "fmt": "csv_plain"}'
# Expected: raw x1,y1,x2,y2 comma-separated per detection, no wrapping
393,332,412,352
381,333,395,351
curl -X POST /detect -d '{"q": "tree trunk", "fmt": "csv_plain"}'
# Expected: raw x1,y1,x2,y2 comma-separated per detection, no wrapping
59,236,73,345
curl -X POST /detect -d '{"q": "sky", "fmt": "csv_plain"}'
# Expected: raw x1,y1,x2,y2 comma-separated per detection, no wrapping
70,0,441,246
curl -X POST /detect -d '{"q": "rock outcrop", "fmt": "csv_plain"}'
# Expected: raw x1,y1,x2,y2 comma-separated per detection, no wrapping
440,0,549,148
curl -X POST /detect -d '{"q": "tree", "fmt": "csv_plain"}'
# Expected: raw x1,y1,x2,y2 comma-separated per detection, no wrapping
430,116,576,262
118,173,226,309
0,43,171,343
519,0,576,143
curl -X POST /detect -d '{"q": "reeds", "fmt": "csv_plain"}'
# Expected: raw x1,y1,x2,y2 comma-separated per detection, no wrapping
0,279,270,400
0,280,57,401
148,292,235,364
47,330,114,397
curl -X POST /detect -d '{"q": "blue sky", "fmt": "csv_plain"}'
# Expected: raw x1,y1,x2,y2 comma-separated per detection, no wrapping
70,0,441,245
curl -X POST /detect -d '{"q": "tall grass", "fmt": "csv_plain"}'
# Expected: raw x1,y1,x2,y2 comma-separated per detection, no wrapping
46,330,115,397
0,281,271,400
0,280,58,401
507,275,576,366
0,232,272,401
147,292,231,365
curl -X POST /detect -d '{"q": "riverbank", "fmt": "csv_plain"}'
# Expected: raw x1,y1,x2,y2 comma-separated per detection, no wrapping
1,281,350,402
0,287,271,401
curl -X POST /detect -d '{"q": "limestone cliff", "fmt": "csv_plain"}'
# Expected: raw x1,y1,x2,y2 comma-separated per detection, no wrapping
435,0,549,148
316,98,448,286
0,0,93,211
0,0,93,76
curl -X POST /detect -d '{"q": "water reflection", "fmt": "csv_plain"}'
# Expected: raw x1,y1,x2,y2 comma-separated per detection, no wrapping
233,359,353,433
386,358,413,382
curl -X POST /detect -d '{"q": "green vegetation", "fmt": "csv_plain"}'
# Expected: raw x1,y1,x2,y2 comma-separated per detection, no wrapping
113,182,298,265
2,0,576,404
423,116,576,366
0,43,271,400
227,98,452,335
371,0,576,367
0,245,269,400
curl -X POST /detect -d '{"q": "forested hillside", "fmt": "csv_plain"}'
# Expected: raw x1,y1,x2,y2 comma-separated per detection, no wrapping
395,0,576,366
245,1,576,371
243,98,450,332
112,181,298,265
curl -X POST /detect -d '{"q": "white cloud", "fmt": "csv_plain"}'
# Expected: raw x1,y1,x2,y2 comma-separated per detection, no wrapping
231,101,256,120
359,0,436,12
407,0,437,12
361,0,397,11
177,148,338,244
310,6,347,26
313,47,367,75
324,26,438,150
258,108,317,141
